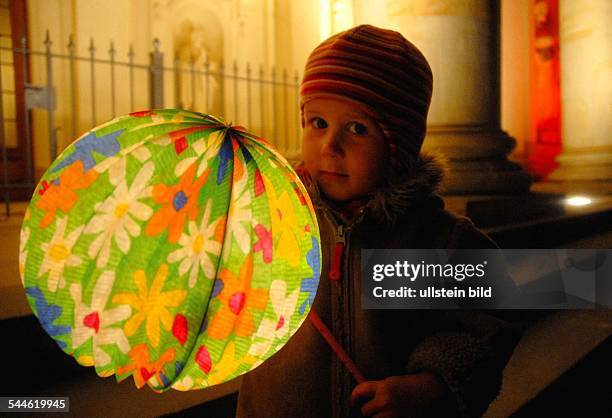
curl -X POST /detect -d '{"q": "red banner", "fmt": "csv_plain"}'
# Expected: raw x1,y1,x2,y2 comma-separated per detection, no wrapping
529,0,562,178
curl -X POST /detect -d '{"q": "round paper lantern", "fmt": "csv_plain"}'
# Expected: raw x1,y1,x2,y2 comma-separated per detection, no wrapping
19,109,321,391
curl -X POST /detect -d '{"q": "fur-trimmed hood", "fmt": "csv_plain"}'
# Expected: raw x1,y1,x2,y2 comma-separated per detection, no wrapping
294,152,447,226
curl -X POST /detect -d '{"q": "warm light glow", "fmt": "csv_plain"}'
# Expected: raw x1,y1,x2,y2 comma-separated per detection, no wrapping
320,0,332,41
320,0,354,40
566,196,592,206
332,0,353,33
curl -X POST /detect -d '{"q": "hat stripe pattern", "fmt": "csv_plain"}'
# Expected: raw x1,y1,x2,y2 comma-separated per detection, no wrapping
300,25,433,160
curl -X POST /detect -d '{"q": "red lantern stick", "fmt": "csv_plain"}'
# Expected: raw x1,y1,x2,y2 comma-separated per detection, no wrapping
308,309,366,384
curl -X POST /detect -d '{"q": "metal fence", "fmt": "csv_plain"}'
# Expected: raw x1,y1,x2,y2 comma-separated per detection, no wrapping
0,31,302,216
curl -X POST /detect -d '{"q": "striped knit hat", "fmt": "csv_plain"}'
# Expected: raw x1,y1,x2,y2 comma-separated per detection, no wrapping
300,24,433,169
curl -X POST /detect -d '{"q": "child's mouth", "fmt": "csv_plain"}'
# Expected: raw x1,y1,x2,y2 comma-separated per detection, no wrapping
319,170,348,179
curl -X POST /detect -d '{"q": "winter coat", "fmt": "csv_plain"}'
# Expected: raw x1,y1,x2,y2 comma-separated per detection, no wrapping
236,154,522,418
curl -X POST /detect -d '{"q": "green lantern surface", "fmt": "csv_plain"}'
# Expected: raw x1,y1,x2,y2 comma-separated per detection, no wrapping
19,109,321,391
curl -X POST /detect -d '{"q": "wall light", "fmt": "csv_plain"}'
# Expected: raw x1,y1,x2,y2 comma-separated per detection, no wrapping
565,196,592,206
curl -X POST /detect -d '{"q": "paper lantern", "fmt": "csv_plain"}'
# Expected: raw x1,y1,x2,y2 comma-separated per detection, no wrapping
19,109,321,391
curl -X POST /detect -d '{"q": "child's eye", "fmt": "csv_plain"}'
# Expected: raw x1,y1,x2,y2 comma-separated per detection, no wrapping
348,122,368,136
311,117,328,129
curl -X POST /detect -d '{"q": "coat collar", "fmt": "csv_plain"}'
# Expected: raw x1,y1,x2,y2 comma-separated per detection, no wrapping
295,152,447,227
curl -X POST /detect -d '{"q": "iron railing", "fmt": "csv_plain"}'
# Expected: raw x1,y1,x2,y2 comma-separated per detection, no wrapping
0,31,302,216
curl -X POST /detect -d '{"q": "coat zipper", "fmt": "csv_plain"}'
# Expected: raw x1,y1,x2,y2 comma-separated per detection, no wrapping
321,208,367,418
329,225,346,281
340,226,353,418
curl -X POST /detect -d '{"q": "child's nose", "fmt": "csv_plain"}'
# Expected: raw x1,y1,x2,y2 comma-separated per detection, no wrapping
320,129,344,157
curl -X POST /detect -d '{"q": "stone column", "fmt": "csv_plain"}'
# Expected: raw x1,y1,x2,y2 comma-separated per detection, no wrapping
387,0,532,194
546,0,612,191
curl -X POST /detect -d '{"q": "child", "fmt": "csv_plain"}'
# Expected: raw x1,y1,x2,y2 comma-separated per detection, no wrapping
237,25,520,418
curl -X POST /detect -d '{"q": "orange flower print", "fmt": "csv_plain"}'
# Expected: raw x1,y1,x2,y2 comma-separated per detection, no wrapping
145,163,210,243
36,160,98,228
116,344,175,388
207,255,268,340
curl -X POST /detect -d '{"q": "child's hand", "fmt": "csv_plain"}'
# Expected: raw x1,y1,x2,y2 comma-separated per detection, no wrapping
350,371,458,418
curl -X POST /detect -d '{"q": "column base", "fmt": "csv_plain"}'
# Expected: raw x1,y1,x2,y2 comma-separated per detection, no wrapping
422,128,533,194
544,148,612,194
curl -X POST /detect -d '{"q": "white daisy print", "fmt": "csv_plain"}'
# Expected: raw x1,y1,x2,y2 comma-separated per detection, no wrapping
167,199,223,288
94,140,152,186
85,161,154,268
174,130,223,177
248,280,300,357
172,375,195,391
221,156,251,261
38,216,84,292
19,225,30,286
70,270,132,366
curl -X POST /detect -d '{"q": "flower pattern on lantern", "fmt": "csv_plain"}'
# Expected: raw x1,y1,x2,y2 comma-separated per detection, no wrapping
112,264,187,348
20,109,321,391
36,160,98,228
116,344,176,388
263,174,301,267
70,271,132,366
172,374,195,391
207,255,268,339
38,216,83,292
84,162,154,267
248,280,300,357
167,199,225,288
146,164,210,243
205,342,243,386
253,223,273,264
50,129,123,173
174,131,223,177
300,236,321,314
25,286,71,348
93,140,153,186
19,226,30,286
221,154,252,261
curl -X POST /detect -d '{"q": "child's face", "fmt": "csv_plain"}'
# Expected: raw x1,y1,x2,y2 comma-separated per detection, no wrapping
302,98,389,202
